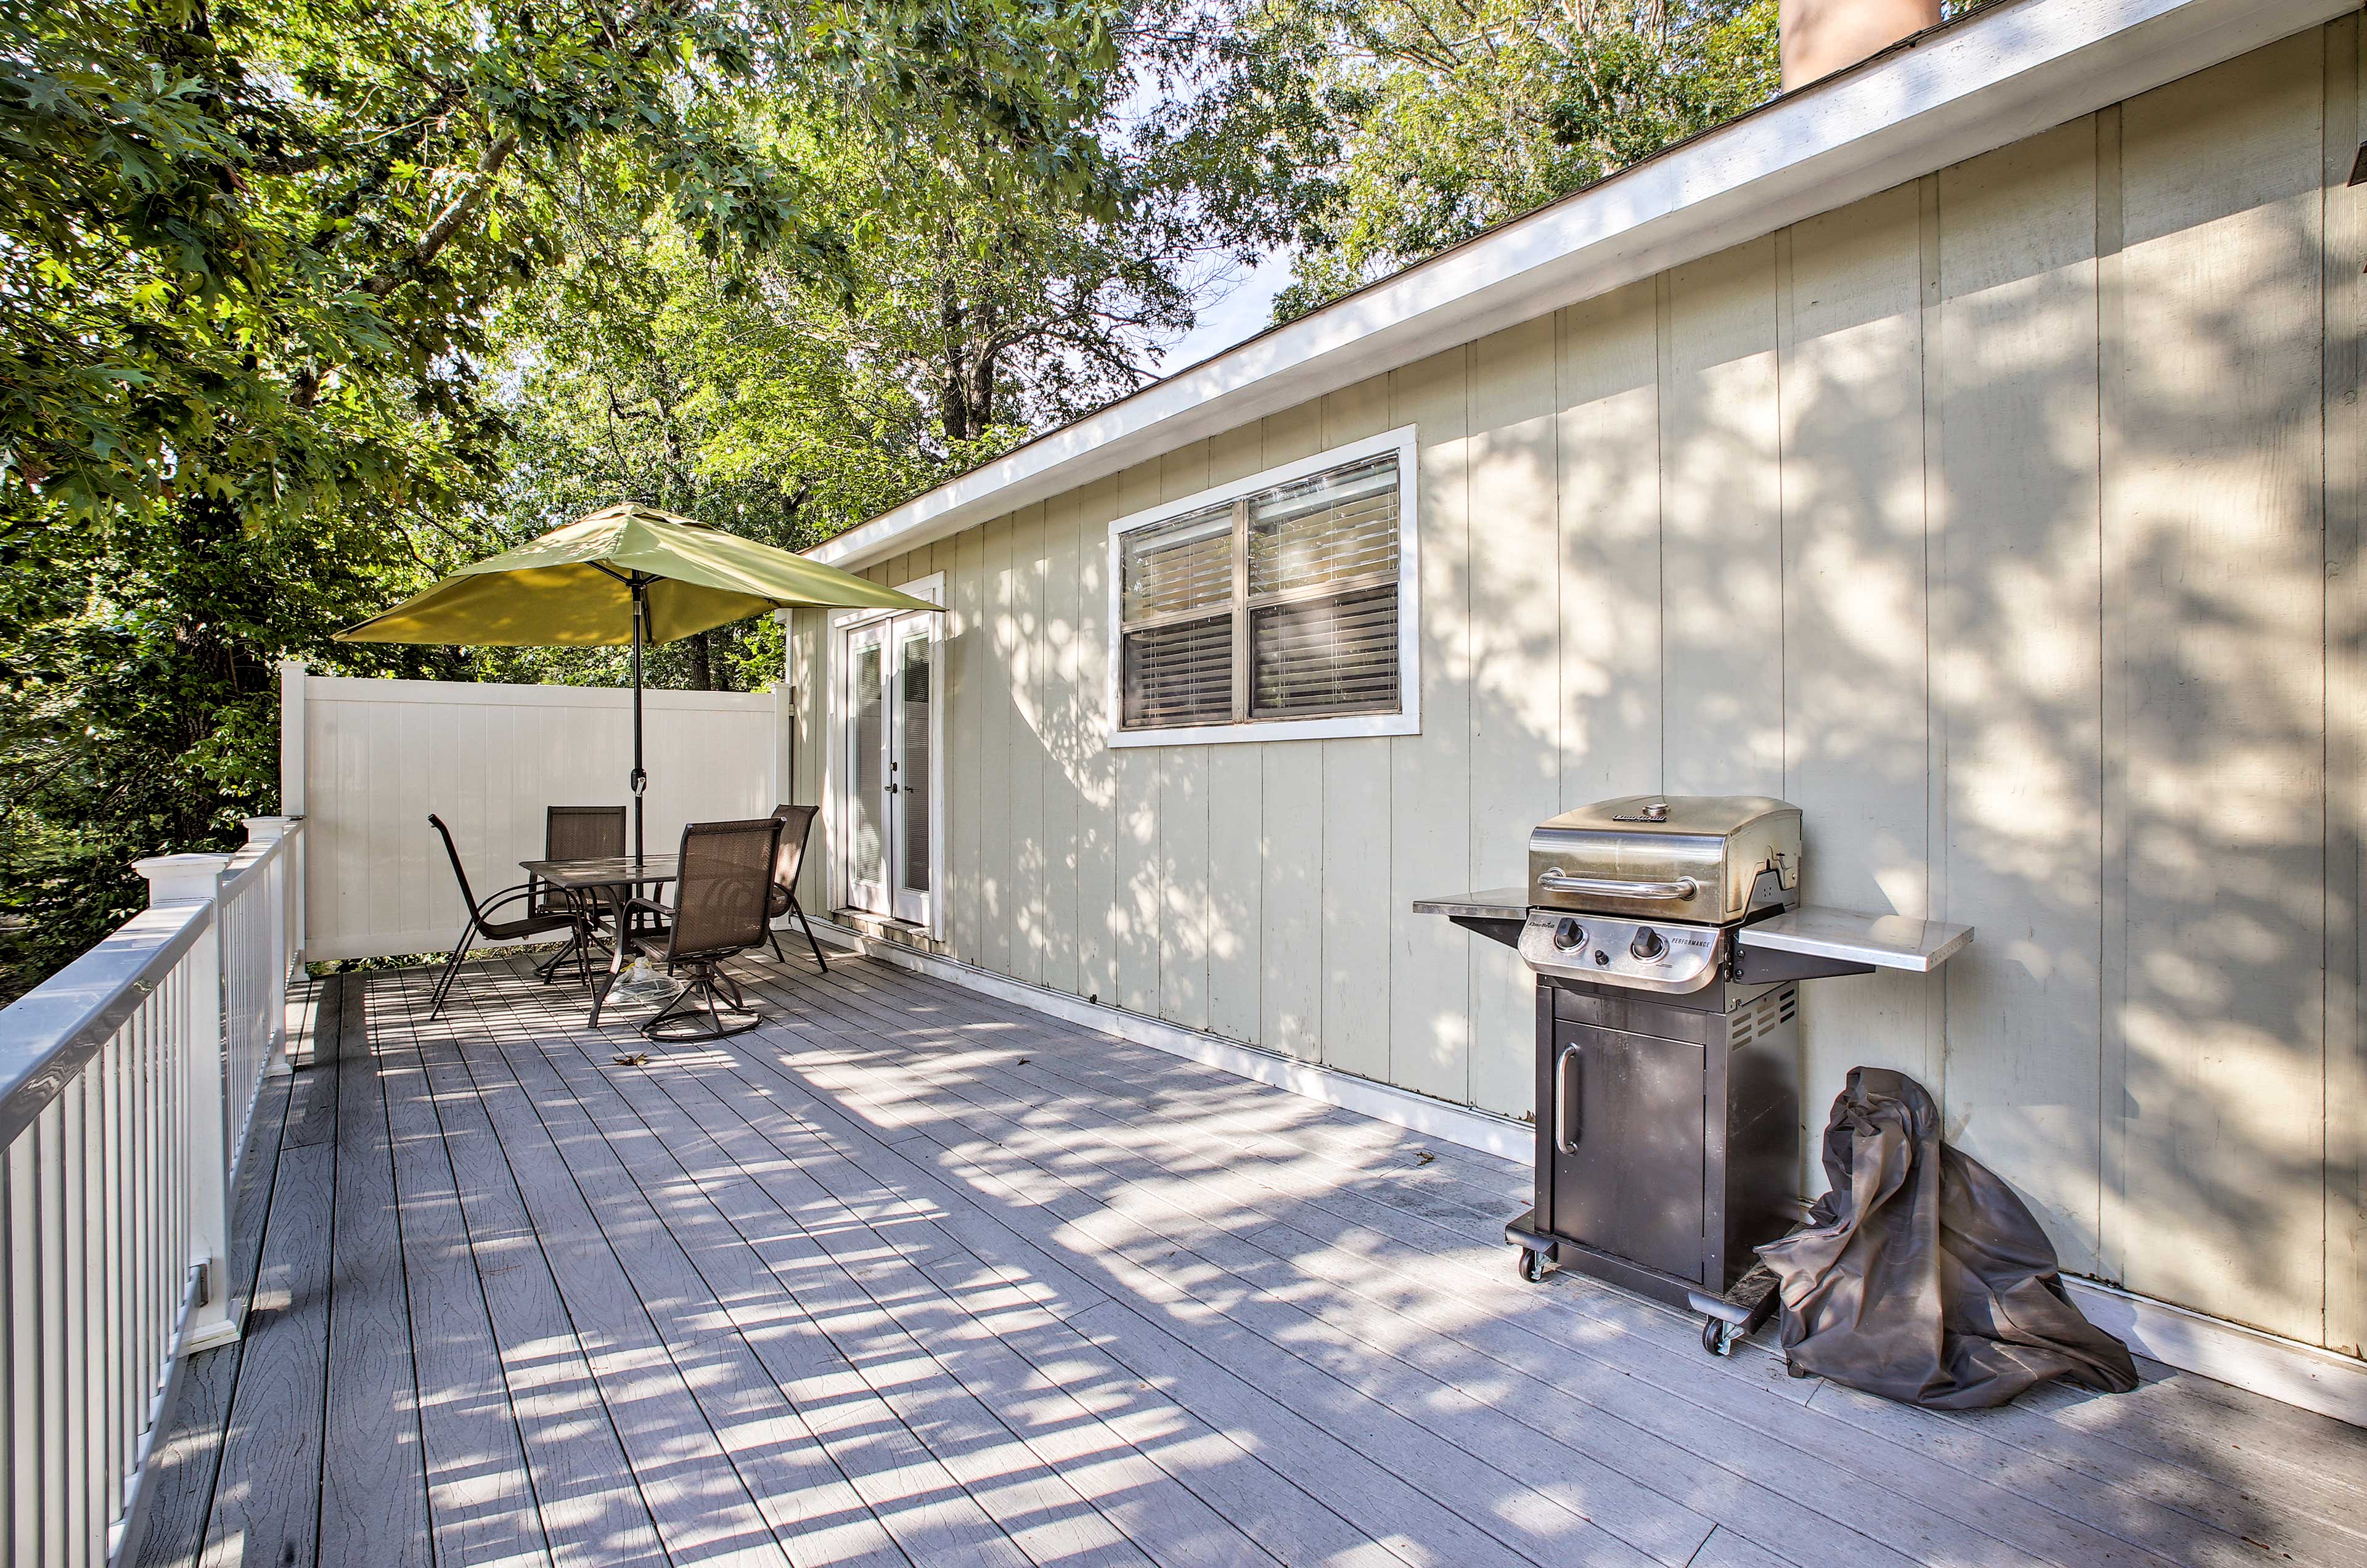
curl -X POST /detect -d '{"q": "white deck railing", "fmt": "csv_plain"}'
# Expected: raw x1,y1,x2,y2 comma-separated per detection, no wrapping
0,817,306,1566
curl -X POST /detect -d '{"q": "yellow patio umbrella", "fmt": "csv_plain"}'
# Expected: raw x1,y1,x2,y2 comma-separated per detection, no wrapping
339,502,939,859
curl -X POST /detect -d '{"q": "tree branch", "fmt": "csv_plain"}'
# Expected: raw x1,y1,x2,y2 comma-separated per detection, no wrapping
364,131,520,299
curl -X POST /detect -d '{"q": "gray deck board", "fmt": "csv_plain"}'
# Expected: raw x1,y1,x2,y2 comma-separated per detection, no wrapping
318,974,432,1568
373,978,555,1568
140,948,2367,1568
463,994,988,1568
404,973,669,1568
619,1007,1360,1568
424,977,799,1568
713,961,2254,1568
726,968,1959,1568
803,1023,1696,1565
194,1010,336,1568
527,989,1307,1568
667,1028,1433,1568
511,1012,1141,1568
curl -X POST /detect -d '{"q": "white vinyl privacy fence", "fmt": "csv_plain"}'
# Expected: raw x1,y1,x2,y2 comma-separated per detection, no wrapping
0,817,303,1566
284,664,789,962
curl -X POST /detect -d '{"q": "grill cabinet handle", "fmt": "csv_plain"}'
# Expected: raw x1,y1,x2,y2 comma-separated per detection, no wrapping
1555,1042,1583,1156
1537,869,1699,901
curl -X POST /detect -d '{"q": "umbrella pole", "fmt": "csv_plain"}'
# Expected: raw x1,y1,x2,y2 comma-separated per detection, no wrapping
631,578,648,864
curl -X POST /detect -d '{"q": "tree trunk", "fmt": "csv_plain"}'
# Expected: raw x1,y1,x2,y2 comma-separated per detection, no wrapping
686,630,713,691
965,346,997,434
939,282,972,441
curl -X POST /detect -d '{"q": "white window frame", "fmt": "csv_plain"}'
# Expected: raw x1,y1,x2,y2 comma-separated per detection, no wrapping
824,573,947,936
1105,425,1421,748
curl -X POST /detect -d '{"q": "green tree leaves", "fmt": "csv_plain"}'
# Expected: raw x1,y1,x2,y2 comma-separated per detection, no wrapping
0,0,1142,996
1230,0,1780,320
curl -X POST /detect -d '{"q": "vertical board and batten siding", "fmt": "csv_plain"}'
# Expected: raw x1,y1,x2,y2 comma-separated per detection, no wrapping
1259,404,1328,1064
790,19,2365,1355
1319,377,1399,1087
1158,441,1213,1035
303,675,776,961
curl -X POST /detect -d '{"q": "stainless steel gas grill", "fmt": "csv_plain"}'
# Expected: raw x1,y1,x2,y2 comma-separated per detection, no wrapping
1417,794,1971,1355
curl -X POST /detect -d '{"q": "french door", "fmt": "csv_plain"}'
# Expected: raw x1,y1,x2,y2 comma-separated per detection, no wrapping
841,609,936,926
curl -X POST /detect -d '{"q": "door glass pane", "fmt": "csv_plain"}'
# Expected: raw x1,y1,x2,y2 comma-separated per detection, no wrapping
897,631,931,894
851,641,884,899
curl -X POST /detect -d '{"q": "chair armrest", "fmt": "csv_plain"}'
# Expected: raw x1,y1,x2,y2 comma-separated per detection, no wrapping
476,883,539,919
623,894,674,920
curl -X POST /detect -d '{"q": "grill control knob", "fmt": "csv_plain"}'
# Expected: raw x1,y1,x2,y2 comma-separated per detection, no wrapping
1629,927,1668,963
1551,918,1587,952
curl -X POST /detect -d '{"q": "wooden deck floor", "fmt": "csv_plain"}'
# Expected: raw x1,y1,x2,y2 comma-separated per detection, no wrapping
129,944,2367,1568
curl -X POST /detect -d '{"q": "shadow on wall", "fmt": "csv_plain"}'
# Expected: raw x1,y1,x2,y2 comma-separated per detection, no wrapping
942,50,2347,1348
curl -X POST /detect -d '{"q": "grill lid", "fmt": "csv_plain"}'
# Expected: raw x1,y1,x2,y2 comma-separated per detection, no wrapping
1529,794,1802,925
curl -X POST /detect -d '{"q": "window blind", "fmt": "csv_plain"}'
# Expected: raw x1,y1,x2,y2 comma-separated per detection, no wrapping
1251,584,1400,717
1247,456,1399,598
1120,503,1232,621
1116,449,1404,732
1121,615,1233,727
1244,454,1400,719
1119,500,1236,729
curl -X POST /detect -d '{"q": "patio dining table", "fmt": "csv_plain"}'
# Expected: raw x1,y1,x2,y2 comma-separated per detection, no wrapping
521,854,679,1025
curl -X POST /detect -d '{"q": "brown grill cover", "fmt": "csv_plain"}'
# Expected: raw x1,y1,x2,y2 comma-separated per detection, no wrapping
1756,1068,2139,1409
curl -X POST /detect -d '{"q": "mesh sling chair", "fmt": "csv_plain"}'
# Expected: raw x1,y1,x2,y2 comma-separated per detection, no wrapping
533,805,627,986
427,814,581,1019
623,817,784,1041
764,804,828,970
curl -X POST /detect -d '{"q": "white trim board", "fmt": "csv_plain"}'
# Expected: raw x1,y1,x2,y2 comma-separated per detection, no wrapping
812,0,2348,576
810,917,1535,1161
815,917,2367,1427
2060,1279,2367,1429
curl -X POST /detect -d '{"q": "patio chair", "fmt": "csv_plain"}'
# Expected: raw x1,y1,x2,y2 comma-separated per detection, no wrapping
764,804,828,971
427,814,581,1019
533,805,626,985
622,816,785,1041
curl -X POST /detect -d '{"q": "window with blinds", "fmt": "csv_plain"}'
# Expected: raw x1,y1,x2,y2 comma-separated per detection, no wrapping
1116,447,1407,734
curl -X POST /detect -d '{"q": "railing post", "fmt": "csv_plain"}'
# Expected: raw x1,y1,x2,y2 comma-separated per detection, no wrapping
134,852,239,1353
241,818,295,1077
279,661,308,969
279,660,307,819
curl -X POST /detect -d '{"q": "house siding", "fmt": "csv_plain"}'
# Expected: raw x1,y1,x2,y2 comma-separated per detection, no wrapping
793,18,2365,1357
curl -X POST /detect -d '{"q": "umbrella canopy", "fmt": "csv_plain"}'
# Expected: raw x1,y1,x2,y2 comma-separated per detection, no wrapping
337,502,937,645
336,503,941,864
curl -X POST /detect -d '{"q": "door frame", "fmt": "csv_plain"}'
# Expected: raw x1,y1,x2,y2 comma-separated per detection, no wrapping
825,573,946,936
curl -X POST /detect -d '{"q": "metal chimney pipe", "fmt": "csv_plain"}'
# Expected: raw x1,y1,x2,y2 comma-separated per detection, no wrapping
1780,0,1942,90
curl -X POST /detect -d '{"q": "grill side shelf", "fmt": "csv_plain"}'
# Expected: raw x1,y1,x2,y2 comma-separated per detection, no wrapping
1736,907,1973,973
1412,888,1529,949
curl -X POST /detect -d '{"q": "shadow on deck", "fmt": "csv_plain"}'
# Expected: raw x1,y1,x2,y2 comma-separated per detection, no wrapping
130,944,2367,1567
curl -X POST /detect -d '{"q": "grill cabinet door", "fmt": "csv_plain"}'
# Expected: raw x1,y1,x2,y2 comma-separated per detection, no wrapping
1548,1021,1706,1283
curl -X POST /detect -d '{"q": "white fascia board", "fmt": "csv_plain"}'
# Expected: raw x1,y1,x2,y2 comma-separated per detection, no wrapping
815,0,2346,575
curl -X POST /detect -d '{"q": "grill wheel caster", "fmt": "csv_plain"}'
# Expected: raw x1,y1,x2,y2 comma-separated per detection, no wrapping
1517,1248,1548,1284
1702,1318,1743,1357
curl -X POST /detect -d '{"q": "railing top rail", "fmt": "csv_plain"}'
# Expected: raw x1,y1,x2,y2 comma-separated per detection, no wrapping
0,897,213,1145
218,815,302,900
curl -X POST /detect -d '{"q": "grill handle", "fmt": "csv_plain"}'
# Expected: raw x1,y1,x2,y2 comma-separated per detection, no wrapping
1537,869,1700,901
1555,1042,1582,1156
